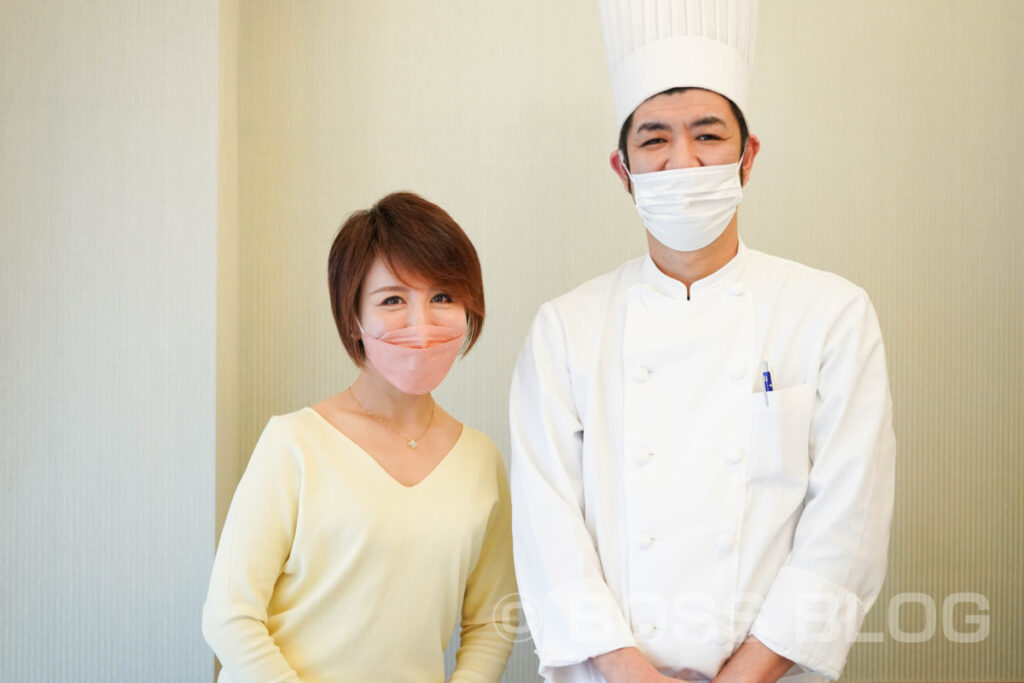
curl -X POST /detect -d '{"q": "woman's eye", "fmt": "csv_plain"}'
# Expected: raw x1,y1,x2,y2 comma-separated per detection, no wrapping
380,296,403,305
431,293,454,303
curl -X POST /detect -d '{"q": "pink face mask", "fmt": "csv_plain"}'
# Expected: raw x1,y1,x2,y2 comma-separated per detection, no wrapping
360,324,466,395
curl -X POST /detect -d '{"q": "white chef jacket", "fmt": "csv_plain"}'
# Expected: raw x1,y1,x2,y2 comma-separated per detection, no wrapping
509,242,895,682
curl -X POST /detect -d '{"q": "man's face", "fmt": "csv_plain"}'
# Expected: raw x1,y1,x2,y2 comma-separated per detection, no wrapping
611,88,758,189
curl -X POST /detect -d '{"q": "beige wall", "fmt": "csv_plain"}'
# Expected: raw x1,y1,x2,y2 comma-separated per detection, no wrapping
1,1,221,680
2,0,1020,681
216,0,241,542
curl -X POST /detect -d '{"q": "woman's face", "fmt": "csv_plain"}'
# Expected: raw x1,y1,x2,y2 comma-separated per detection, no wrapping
358,256,467,339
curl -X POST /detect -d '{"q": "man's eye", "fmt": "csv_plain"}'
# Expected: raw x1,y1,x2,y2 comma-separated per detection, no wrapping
432,293,454,303
639,137,666,146
696,134,722,141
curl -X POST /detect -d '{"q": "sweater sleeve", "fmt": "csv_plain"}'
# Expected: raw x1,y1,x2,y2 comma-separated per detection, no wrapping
450,448,519,682
202,417,302,683
750,289,896,679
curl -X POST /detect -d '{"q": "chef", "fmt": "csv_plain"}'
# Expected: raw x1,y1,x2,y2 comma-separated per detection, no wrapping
508,1,896,682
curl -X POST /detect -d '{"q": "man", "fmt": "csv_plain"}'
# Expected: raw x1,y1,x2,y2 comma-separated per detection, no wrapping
508,2,895,682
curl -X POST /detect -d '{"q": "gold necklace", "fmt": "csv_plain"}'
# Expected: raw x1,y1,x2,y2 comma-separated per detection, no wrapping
348,387,435,449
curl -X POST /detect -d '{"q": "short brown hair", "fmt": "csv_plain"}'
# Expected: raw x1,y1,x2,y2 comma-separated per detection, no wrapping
328,191,485,365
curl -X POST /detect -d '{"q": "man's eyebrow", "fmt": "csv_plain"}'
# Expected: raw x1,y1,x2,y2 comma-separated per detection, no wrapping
690,115,728,128
634,121,671,135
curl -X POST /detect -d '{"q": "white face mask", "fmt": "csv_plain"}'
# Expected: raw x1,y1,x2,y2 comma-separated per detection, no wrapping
623,152,744,252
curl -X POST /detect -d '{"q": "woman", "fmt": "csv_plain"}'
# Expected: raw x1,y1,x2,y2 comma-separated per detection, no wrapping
202,192,517,682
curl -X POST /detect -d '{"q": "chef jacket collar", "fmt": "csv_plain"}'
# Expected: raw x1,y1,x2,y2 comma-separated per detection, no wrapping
640,240,747,300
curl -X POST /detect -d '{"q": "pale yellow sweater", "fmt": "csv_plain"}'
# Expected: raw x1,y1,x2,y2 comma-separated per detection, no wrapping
202,408,517,682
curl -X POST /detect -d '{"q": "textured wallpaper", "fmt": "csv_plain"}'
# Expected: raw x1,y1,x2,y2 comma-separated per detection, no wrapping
1,1,220,681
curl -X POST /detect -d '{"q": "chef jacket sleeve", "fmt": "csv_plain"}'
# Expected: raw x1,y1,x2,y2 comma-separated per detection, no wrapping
750,288,896,679
202,417,302,682
509,302,637,676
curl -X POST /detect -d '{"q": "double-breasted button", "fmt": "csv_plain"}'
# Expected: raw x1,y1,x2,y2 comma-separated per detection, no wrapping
730,365,747,381
729,283,745,297
634,366,651,383
716,536,734,555
634,449,654,466
636,622,656,639
725,446,743,466
711,629,730,647
638,534,655,550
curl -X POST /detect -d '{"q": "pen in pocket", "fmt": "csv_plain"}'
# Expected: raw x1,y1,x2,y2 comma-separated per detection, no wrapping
761,361,773,406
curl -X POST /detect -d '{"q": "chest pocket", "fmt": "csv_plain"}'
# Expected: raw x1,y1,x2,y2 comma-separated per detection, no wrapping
747,384,815,488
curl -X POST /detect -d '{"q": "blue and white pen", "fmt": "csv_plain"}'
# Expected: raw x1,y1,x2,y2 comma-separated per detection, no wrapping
761,361,773,406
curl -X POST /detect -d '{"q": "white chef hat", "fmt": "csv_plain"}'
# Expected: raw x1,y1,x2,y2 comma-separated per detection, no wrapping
599,0,758,133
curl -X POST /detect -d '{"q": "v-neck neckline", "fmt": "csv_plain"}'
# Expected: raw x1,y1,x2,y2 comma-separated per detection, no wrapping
303,406,466,490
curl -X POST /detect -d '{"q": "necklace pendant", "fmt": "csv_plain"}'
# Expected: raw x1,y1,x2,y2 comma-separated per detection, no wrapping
408,439,418,449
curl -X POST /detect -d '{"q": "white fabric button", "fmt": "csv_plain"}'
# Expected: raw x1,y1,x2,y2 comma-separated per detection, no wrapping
725,447,743,465
712,629,730,647
638,534,655,549
716,537,734,555
730,365,747,381
636,621,656,639
729,283,745,297
634,366,650,382
634,449,653,465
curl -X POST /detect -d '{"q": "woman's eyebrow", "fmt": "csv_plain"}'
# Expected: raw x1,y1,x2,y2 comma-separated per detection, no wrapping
367,285,409,295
